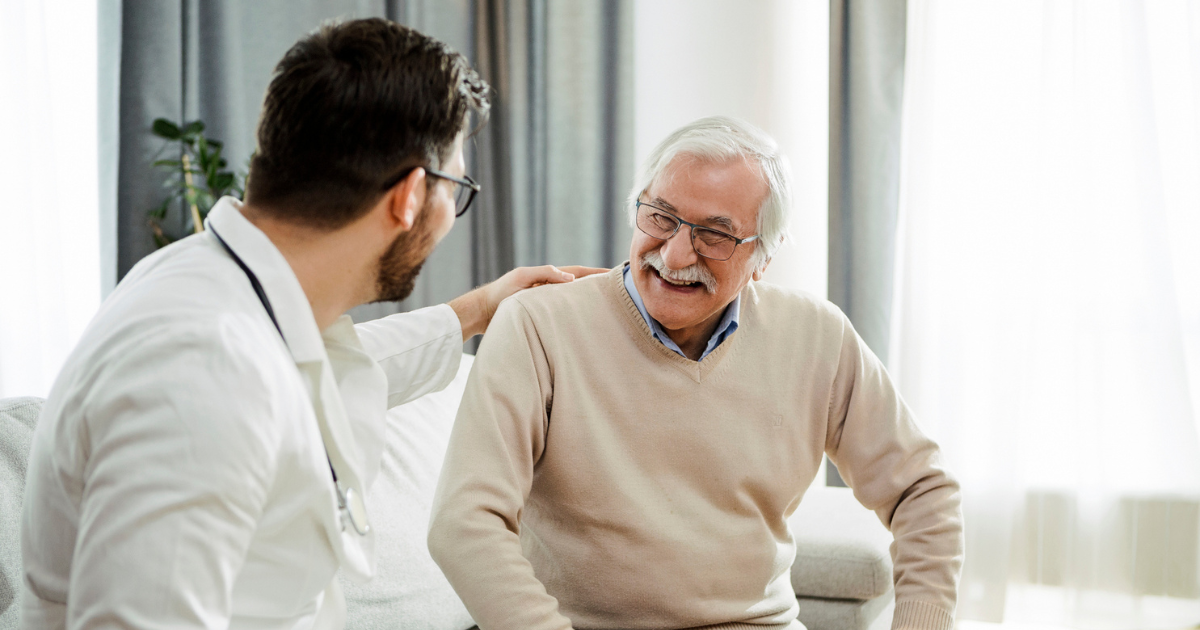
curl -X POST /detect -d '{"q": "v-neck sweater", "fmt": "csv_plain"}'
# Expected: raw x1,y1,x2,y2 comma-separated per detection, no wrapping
430,266,963,630
623,263,740,360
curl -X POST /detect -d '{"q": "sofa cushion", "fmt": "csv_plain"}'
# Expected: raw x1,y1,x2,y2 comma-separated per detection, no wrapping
341,356,475,630
797,591,893,630
788,486,894,601
1,397,43,630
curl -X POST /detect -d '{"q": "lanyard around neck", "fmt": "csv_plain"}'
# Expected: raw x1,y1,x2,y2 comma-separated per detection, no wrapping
209,226,371,536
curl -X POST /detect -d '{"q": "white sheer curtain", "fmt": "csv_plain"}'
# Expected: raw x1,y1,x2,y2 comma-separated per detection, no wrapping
0,1,101,398
892,1,1200,628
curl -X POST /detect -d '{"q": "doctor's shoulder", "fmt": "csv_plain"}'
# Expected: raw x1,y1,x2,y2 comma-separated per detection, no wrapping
99,235,280,343
70,238,295,407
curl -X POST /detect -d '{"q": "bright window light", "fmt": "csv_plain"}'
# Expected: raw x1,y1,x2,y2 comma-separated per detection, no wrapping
894,1,1200,626
0,0,101,398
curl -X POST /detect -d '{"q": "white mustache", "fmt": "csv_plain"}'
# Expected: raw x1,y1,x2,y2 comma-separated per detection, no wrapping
639,250,717,294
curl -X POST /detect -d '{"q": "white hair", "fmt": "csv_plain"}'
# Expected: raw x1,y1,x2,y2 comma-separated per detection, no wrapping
626,116,793,269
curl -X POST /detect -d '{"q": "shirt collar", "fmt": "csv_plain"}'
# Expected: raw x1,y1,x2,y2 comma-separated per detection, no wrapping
205,197,329,365
622,264,740,361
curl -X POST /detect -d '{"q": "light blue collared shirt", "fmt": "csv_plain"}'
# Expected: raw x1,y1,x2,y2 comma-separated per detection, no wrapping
623,264,740,361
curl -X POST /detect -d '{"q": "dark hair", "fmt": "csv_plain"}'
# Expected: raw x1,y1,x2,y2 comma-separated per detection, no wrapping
245,18,489,229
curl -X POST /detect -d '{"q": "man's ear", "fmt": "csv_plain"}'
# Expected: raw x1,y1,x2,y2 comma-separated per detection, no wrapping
387,167,427,232
752,257,771,281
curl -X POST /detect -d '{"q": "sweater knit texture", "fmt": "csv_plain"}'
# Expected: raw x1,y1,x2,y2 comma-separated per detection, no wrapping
429,266,963,630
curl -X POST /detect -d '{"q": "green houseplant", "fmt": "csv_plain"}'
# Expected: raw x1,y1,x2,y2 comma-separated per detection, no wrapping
147,118,246,247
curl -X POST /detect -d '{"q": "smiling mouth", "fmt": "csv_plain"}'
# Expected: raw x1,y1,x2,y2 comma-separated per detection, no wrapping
651,267,705,291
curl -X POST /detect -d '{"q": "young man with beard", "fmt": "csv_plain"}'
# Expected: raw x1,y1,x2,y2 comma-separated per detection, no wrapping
430,117,964,630
21,18,599,630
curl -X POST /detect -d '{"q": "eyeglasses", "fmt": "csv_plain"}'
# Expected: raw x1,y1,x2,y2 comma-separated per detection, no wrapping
634,199,759,261
381,167,481,217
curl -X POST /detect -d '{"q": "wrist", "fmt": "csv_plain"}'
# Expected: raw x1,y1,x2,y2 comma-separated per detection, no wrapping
448,286,492,341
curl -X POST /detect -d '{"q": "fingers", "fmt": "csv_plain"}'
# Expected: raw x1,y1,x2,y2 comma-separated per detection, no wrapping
545,265,575,283
506,264,610,291
513,265,573,287
556,265,610,279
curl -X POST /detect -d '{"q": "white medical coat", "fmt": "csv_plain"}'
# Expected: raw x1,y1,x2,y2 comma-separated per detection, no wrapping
20,198,463,630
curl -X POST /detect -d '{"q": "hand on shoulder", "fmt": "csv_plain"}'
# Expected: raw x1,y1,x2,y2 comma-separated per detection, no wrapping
449,264,610,340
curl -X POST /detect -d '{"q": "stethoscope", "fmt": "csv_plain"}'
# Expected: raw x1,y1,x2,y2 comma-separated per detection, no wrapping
211,226,371,537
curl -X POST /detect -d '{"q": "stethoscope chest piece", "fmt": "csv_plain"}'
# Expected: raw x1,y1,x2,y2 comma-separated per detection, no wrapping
339,484,371,536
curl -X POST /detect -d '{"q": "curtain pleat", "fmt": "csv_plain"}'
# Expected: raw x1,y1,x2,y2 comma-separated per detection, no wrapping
825,0,908,487
827,0,908,365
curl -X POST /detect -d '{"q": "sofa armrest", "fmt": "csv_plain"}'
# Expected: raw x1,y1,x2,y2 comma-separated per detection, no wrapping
788,486,894,601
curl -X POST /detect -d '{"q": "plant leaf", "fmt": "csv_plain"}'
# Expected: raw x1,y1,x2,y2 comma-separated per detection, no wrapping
212,172,235,191
196,136,209,165
152,118,181,139
183,120,205,137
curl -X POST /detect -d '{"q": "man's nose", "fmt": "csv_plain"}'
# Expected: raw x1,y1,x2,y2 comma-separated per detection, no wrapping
660,226,699,269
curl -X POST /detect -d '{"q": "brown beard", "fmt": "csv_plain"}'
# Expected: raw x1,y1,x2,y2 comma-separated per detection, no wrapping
371,197,438,304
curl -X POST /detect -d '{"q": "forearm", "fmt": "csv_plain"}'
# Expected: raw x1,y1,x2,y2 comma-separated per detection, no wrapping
826,313,963,629
355,304,462,406
428,499,573,630
428,395,573,630
885,466,963,630
448,287,491,341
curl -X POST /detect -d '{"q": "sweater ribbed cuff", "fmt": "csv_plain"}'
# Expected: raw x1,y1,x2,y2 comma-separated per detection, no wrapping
891,600,954,630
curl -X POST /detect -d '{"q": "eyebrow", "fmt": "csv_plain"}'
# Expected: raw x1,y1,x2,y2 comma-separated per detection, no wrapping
652,196,738,234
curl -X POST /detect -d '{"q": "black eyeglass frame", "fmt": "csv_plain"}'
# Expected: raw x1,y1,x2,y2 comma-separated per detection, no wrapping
634,199,760,262
382,166,480,217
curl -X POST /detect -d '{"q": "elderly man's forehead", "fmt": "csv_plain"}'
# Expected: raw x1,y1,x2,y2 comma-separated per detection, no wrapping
648,194,738,232
649,155,765,223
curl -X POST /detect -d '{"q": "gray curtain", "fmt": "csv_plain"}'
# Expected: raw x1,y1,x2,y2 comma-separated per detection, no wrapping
101,0,632,324
826,0,908,486
827,0,908,363
357,0,634,323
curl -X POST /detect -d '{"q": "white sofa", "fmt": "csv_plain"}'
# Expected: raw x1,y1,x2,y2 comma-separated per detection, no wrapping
1,355,893,630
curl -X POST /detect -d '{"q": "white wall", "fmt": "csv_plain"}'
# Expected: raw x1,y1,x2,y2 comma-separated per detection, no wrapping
632,0,828,297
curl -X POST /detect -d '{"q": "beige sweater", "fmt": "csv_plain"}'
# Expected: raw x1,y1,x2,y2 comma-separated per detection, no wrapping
429,266,962,630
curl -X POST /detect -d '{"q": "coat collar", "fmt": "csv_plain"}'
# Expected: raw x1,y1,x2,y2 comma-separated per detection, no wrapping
205,197,380,581
205,197,329,365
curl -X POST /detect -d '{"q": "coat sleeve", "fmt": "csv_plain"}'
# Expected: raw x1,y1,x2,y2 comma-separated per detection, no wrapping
354,304,463,408
25,319,282,630
427,297,572,630
824,310,964,630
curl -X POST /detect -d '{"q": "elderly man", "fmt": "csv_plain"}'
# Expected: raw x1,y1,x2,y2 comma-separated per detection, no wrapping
429,117,963,630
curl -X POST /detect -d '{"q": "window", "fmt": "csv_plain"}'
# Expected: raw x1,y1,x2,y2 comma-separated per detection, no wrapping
0,0,101,398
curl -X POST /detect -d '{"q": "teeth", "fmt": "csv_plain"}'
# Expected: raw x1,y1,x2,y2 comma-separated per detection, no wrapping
653,268,700,288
